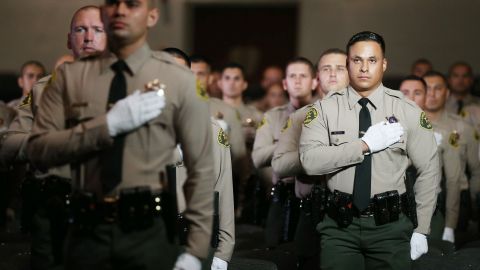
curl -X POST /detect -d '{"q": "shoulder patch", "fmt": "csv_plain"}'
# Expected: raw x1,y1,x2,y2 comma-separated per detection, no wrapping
196,80,209,101
281,118,292,133
419,112,433,130
448,131,460,147
303,107,318,126
18,92,32,108
217,128,230,148
257,116,267,129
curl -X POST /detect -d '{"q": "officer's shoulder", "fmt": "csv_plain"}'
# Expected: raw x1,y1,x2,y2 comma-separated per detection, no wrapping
268,104,289,114
152,51,193,74
323,88,347,101
384,87,420,110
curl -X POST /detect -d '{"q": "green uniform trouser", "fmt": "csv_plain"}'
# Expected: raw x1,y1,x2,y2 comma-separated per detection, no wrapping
31,207,55,270
64,218,180,270
429,210,444,240
318,213,412,270
294,208,320,270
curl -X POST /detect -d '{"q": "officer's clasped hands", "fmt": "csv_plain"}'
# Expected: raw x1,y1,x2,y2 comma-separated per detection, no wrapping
106,90,166,136
173,252,201,270
361,121,404,153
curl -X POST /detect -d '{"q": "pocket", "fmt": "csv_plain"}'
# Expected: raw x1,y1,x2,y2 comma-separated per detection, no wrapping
330,134,349,146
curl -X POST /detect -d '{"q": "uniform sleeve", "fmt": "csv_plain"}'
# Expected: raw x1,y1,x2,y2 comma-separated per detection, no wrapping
407,110,440,235
212,125,235,262
27,67,113,169
442,145,462,229
299,102,365,175
272,113,303,178
0,97,32,166
464,124,480,200
176,74,215,259
252,115,276,168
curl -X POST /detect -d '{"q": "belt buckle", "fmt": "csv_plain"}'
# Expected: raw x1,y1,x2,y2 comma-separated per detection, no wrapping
103,196,117,223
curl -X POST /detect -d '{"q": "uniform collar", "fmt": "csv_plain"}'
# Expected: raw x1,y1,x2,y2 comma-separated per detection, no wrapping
100,43,152,75
347,84,383,110
286,102,297,114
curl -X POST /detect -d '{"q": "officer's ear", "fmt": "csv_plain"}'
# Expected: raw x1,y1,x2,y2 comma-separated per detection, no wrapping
382,58,387,72
147,7,159,28
241,81,248,92
311,77,318,91
282,79,288,91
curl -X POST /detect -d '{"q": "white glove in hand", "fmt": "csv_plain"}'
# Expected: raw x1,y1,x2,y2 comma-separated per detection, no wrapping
410,232,428,260
433,132,443,147
211,257,228,270
106,90,165,136
442,227,455,243
361,121,404,153
173,253,201,270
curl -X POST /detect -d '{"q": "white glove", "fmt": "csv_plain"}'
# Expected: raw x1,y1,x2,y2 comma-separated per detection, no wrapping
173,252,201,270
211,257,228,270
361,121,404,153
410,232,428,260
106,90,165,136
442,227,455,243
433,132,443,147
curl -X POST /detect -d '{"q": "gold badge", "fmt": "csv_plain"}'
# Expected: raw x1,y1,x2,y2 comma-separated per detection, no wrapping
459,109,468,118
217,128,230,148
419,111,432,130
144,79,166,97
195,80,209,101
304,107,318,126
281,118,292,133
19,92,32,108
257,117,266,129
448,131,460,147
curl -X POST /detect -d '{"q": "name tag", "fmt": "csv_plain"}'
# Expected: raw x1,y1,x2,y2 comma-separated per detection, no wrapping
330,131,345,135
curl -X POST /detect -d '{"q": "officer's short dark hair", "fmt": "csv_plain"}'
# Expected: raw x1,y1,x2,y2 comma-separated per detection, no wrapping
316,48,347,69
163,47,191,68
423,70,448,85
448,61,473,78
221,63,246,80
19,60,46,76
347,31,386,56
286,57,316,77
400,75,427,90
190,55,211,70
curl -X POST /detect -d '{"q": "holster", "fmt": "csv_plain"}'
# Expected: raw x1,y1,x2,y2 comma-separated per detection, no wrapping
327,190,353,228
211,191,220,248
310,182,328,225
373,190,400,226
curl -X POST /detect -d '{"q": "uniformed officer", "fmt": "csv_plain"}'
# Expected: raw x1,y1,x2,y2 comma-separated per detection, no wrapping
400,74,466,243
190,55,249,217
27,0,214,269
423,71,480,237
253,57,317,248
163,49,235,270
445,62,479,116
0,101,16,228
271,49,348,269
7,61,46,108
0,6,106,270
410,58,433,78
299,31,440,269
218,63,263,219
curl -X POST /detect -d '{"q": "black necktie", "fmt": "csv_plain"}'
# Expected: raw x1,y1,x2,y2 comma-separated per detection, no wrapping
457,100,464,115
102,60,128,193
353,98,372,211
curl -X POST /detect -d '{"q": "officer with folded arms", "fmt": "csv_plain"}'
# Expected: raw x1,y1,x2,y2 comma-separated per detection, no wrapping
299,31,440,269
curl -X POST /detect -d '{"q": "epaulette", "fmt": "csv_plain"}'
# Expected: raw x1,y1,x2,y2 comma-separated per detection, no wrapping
152,51,192,73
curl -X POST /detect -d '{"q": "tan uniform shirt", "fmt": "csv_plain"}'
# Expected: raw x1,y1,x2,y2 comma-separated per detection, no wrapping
272,104,320,198
0,76,70,178
0,101,16,136
27,45,214,258
445,94,480,116
299,85,440,234
234,103,263,148
433,111,480,201
253,103,296,184
210,119,235,262
209,97,249,183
